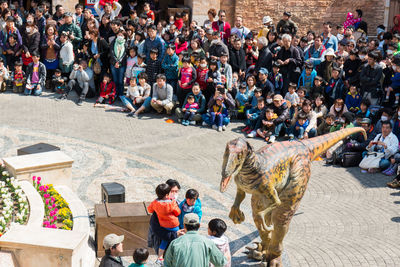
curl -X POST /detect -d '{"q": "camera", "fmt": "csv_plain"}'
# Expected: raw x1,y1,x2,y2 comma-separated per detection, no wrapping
73,64,79,70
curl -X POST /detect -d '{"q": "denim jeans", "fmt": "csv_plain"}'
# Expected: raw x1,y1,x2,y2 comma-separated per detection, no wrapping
380,158,391,170
24,83,42,96
288,125,305,138
202,113,230,126
120,95,136,109
111,65,126,96
246,118,258,129
183,111,196,121
274,122,286,137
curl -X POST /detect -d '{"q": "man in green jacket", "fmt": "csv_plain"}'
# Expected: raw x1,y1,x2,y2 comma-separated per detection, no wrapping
164,213,227,267
58,12,82,50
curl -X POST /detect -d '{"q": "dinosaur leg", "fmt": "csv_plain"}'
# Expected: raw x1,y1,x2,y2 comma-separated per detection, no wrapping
250,194,274,261
229,188,246,224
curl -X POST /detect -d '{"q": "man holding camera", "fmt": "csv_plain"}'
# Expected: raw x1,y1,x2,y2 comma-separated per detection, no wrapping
59,59,94,106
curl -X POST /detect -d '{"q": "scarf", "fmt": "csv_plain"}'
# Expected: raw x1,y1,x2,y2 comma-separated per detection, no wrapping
114,37,125,61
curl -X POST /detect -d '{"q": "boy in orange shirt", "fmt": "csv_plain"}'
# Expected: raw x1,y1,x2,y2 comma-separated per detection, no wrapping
147,183,181,264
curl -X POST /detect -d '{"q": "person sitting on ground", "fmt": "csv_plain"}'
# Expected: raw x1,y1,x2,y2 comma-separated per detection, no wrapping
164,213,227,267
129,248,149,267
178,189,202,229
329,98,349,123
121,78,140,116
235,82,250,114
11,61,25,93
60,59,95,105
284,82,300,118
175,83,206,124
288,111,309,140
25,52,46,96
268,61,283,94
345,84,362,113
309,75,324,100
181,94,200,126
99,234,125,267
256,106,278,143
317,113,335,136
207,218,231,267
356,99,371,119
203,94,228,132
150,74,174,115
364,121,399,173
242,96,265,135
147,183,181,265
51,68,67,94
0,57,8,93
298,62,317,94
96,73,116,105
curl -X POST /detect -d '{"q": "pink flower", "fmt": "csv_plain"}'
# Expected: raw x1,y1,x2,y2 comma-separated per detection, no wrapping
46,199,50,205
37,177,41,182
51,197,55,202
52,203,56,208
43,187,47,193
51,225,57,229
48,205,52,210
49,211,54,216
54,208,58,213
44,194,50,198
50,218,54,223
37,180,40,185
32,176,36,182
53,216,57,221
43,221,49,226
45,185,49,190
39,186,44,191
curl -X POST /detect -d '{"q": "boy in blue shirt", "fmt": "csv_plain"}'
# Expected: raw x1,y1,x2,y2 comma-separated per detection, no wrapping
178,189,202,229
345,84,362,113
288,111,309,140
243,97,265,133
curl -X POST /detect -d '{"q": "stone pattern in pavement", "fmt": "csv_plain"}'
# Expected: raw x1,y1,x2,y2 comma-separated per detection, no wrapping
1,92,400,266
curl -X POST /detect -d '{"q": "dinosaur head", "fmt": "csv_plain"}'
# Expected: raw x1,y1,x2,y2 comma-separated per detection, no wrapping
220,138,253,193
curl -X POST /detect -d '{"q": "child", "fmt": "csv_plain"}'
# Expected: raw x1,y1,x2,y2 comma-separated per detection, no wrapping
387,61,400,105
147,184,181,264
309,76,324,100
297,87,306,107
4,32,21,71
125,46,138,84
178,189,202,229
145,48,161,86
243,97,264,134
256,107,278,143
51,69,67,94
121,78,140,116
236,83,250,114
356,99,371,118
177,56,197,104
288,111,309,140
96,74,116,104
285,82,300,118
205,60,221,102
343,48,362,87
181,95,199,126
131,72,152,116
161,43,179,93
143,2,155,22
11,61,25,93
208,219,231,267
206,95,228,132
317,113,335,135
345,85,362,113
325,66,344,107
196,56,208,91
59,32,74,75
248,88,263,109
131,53,147,81
298,63,317,94
129,248,149,267
268,62,283,94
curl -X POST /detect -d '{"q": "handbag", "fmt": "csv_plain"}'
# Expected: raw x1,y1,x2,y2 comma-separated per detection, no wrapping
89,58,102,75
359,152,384,169
342,152,363,167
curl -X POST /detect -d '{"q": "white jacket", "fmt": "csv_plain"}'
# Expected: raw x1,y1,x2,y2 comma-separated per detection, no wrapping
94,0,122,21
368,132,399,159
59,41,74,65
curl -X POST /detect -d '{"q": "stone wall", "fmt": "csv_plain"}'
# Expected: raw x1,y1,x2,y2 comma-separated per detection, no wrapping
222,0,385,36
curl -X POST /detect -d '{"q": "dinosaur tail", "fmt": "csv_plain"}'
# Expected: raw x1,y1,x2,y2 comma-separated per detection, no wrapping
301,127,367,161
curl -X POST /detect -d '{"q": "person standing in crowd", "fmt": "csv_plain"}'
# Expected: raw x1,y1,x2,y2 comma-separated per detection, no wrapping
99,234,125,267
212,10,231,44
231,16,250,43
276,11,298,35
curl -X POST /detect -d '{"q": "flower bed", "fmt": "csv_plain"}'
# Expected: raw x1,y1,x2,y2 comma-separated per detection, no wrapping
33,176,73,230
0,165,29,236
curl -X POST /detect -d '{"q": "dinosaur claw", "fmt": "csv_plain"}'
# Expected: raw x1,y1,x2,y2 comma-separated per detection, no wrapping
229,206,245,224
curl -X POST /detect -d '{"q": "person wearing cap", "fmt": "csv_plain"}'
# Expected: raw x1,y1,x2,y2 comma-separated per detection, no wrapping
316,47,335,83
304,35,327,67
257,16,274,38
211,10,231,44
253,36,272,74
58,12,82,50
321,21,338,52
164,213,227,267
276,11,298,35
257,67,274,96
231,15,250,43
99,233,125,267
359,51,383,103
0,15,22,63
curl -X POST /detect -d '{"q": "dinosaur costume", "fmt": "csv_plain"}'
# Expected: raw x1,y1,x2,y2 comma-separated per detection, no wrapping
220,127,366,267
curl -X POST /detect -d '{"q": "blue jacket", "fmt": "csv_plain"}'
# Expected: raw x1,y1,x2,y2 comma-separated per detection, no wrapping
246,107,262,121
298,69,317,89
345,92,362,111
143,36,165,61
325,77,344,101
162,53,179,80
295,119,309,130
178,199,202,229
391,72,400,89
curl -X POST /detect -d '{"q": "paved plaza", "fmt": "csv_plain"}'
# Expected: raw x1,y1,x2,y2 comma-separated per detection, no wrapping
1,92,400,266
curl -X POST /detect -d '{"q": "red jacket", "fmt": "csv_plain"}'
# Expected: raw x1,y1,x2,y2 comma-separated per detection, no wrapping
147,199,181,228
99,81,116,103
196,67,208,90
175,42,188,55
212,21,231,43
174,19,184,30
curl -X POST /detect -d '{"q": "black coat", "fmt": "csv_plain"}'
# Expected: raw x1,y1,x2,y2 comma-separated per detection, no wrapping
109,39,127,66
254,46,273,73
276,45,302,76
229,47,246,73
98,255,124,267
88,38,110,70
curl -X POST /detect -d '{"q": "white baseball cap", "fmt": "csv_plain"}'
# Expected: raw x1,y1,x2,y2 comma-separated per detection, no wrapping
263,16,272,24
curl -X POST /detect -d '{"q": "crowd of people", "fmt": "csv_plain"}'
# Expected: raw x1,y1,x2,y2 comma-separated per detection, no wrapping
2,1,400,264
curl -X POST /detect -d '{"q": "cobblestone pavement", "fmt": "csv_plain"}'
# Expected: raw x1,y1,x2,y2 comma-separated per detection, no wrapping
1,92,400,266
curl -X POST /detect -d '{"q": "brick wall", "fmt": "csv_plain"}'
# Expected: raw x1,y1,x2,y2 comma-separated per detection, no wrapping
224,0,385,36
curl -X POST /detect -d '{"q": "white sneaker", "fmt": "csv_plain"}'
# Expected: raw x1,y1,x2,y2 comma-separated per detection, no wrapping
202,121,208,127
212,125,218,130
269,135,276,143
222,125,226,131
247,130,256,138
189,120,196,125
218,126,222,132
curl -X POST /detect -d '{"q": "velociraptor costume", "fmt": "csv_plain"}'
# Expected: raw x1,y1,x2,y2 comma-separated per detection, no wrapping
220,127,366,267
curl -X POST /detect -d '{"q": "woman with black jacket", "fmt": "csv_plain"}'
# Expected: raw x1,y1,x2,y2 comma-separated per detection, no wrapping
109,29,128,96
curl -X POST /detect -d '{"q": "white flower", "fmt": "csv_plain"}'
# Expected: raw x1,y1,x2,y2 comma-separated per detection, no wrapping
2,170,9,176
